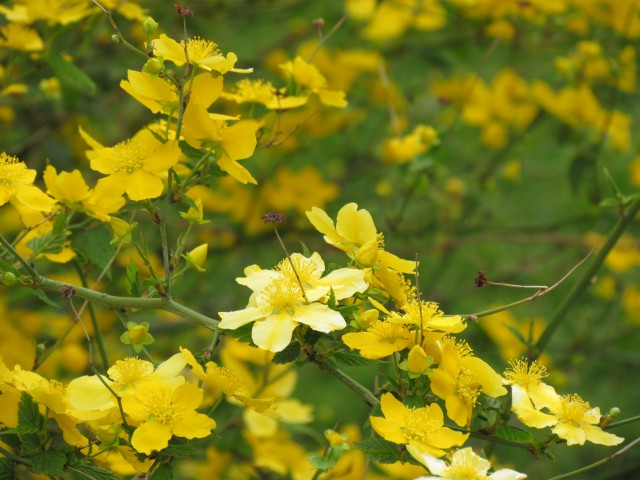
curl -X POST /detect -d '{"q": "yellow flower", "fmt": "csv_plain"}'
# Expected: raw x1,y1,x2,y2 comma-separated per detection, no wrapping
370,393,468,459
152,34,251,74
43,166,90,204
503,359,561,418
382,124,438,164
181,102,260,184
219,270,347,352
120,322,154,353
279,56,347,108
67,354,187,421
306,203,415,302
222,79,308,110
82,128,181,201
123,380,216,454
429,338,507,427
0,24,43,51
0,152,56,215
342,319,413,359
410,446,527,479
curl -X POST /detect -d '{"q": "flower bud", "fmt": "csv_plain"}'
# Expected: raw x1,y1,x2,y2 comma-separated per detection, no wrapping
324,429,348,447
609,407,621,418
111,34,121,44
1,272,17,286
406,345,431,376
184,243,208,272
110,217,137,245
355,238,378,267
179,198,209,225
143,57,164,76
142,17,159,35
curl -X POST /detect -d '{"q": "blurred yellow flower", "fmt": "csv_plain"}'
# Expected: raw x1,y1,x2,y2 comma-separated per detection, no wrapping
0,24,43,51
0,152,56,217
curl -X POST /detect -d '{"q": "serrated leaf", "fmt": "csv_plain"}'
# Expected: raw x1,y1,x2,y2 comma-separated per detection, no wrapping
308,454,336,470
69,463,119,480
29,288,59,307
21,433,41,453
0,458,15,480
126,261,140,296
46,53,97,95
159,443,197,458
149,462,174,480
31,451,66,476
355,437,400,464
329,351,377,367
76,228,116,273
272,342,301,364
223,323,254,345
495,425,535,444
18,393,41,431
0,259,20,276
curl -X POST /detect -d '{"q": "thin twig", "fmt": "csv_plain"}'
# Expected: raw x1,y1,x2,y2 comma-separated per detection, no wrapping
547,437,640,480
0,233,38,279
457,248,594,321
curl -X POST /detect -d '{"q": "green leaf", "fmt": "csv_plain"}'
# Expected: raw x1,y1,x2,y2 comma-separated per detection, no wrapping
46,53,97,95
149,462,174,480
502,323,527,346
495,425,535,444
159,443,197,458
272,342,301,364
328,351,377,367
31,451,66,476
0,458,14,480
355,437,400,464
76,227,117,273
29,288,59,307
223,323,254,345
0,259,20,276
21,434,41,453
126,261,140,296
599,197,619,208
69,463,119,480
300,241,311,258
308,453,336,470
18,393,41,431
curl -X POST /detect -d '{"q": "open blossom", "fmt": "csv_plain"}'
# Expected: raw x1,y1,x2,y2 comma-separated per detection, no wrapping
81,127,181,201
429,338,507,427
0,152,56,216
123,380,216,454
370,393,468,460
411,447,527,480
219,253,366,352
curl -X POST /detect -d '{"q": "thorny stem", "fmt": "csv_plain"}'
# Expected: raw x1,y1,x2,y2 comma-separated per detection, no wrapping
546,437,640,480
533,197,640,359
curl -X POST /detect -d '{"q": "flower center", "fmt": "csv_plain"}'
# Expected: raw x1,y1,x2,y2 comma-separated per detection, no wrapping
210,364,249,395
558,394,590,424
278,256,321,287
504,359,548,389
143,383,180,426
456,368,481,404
444,448,491,479
401,407,439,443
108,358,154,387
369,320,410,342
0,153,28,187
259,277,304,312
112,140,145,173
184,37,220,61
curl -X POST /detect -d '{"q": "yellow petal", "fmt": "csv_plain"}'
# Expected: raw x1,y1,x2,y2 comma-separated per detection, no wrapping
131,420,172,454
171,410,216,439
251,313,298,352
125,169,164,201
336,203,377,245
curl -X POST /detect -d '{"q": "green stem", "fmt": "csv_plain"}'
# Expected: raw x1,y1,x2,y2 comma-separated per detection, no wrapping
315,358,379,407
74,262,109,369
159,171,173,297
533,198,640,359
607,415,640,429
0,233,38,279
546,437,640,480
32,276,219,331
0,445,32,466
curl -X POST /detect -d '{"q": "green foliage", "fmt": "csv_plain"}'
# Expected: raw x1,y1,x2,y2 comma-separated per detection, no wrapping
31,451,67,477
354,438,401,464
69,464,120,480
272,342,301,364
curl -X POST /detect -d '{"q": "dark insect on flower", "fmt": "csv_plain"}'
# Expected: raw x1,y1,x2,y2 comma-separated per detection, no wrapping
175,4,194,17
261,211,286,224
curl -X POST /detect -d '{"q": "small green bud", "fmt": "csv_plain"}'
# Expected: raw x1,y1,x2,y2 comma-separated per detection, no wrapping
142,17,159,35
1,272,17,286
111,34,121,44
36,343,46,356
609,407,621,418
143,57,165,76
